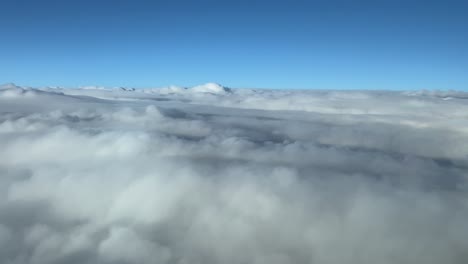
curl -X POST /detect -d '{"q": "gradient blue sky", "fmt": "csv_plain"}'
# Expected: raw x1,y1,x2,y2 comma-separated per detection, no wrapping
1,0,467,89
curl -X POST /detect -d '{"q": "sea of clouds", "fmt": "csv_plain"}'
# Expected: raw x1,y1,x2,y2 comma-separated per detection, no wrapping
0,82,467,264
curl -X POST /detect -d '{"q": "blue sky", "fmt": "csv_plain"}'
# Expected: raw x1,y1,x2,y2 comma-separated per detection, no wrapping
1,0,467,89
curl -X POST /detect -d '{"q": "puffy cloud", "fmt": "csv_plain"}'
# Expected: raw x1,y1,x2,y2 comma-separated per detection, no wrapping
0,83,468,264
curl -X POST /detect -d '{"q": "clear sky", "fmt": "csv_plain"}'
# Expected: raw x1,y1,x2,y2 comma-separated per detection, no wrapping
1,0,467,89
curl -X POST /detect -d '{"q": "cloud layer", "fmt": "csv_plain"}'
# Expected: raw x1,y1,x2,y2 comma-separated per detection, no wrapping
1,83,468,264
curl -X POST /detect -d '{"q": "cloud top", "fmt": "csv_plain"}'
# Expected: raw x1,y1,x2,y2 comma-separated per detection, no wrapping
0,84,467,264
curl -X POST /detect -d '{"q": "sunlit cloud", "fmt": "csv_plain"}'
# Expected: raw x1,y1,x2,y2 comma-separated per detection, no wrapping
1,83,468,264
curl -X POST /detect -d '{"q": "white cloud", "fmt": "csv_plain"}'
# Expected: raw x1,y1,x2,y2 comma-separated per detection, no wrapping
0,83,468,263
98,226,171,264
